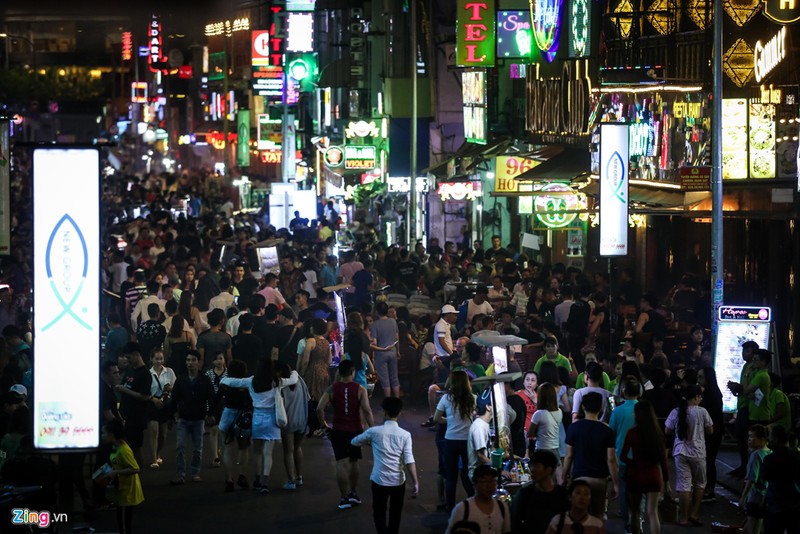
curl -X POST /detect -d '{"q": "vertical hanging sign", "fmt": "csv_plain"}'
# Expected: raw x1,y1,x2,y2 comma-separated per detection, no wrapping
457,0,497,67
600,124,629,256
237,110,251,167
33,148,100,449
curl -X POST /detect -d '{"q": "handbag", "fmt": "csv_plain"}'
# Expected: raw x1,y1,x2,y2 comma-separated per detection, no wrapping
275,388,288,428
231,408,253,441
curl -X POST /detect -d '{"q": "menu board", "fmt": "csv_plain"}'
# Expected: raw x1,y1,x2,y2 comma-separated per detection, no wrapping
749,103,776,179
463,70,488,144
721,99,748,179
715,306,771,413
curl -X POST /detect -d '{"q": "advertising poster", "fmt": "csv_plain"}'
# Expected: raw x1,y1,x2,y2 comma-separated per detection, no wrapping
715,306,771,413
599,124,629,256
237,110,251,167
33,148,100,449
491,346,511,453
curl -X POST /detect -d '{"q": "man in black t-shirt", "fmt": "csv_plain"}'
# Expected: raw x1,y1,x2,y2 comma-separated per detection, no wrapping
393,249,419,295
255,304,282,360
115,343,158,463
565,288,591,366
136,302,167,360
232,313,262,373
511,450,569,533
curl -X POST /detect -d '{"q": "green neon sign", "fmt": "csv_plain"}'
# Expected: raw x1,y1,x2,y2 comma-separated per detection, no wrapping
457,0,496,67
534,183,580,228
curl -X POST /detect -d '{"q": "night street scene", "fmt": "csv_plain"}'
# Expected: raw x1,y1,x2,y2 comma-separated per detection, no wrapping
1,0,800,533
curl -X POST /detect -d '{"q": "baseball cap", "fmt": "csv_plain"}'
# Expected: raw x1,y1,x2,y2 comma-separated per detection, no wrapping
441,304,458,315
9,384,27,396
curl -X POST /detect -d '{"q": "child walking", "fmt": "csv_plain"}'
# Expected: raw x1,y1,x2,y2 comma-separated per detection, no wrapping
104,420,144,533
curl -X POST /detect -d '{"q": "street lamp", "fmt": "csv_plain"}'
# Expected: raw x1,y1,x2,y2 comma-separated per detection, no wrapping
0,32,35,70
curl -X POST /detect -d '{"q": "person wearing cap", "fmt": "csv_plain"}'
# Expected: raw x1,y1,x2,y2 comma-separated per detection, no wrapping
421,305,459,428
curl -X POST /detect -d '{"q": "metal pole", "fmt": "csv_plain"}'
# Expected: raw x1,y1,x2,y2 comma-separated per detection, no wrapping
223,34,230,180
409,0,418,248
282,66,290,182
710,0,724,355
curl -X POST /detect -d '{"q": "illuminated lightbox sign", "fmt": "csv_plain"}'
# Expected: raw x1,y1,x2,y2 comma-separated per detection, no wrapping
287,0,316,10
33,148,100,449
763,0,800,24
599,124,629,256
568,0,591,57
534,183,583,228
530,0,563,62
131,82,148,104
497,11,533,58
257,114,282,150
437,181,482,201
251,66,299,104
287,12,314,52
252,30,271,66
715,306,771,413
463,70,488,144
457,0,496,67
344,145,377,170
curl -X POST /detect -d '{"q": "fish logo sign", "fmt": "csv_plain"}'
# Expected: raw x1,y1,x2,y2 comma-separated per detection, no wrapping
42,214,91,331
605,151,627,204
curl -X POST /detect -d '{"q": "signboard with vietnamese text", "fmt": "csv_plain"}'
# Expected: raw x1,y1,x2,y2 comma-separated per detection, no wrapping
344,145,377,170
680,166,711,191
457,0,496,67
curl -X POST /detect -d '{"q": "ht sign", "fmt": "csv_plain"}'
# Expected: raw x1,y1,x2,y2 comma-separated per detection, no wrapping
457,0,496,67
763,0,800,24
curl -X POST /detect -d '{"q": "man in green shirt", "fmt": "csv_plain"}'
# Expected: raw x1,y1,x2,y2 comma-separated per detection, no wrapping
727,340,759,475
533,337,576,377
745,349,772,426
767,372,791,433
575,350,612,390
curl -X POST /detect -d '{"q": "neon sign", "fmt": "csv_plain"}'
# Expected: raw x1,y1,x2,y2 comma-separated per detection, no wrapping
205,18,250,37
437,182,482,201
534,183,584,228
345,120,381,139
530,0,563,62
122,32,132,61
457,0,496,67
261,150,282,164
497,11,533,58
754,27,786,84
569,0,589,57
344,146,377,170
148,14,169,74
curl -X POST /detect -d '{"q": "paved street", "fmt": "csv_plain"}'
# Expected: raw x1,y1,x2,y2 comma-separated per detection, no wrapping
27,395,748,534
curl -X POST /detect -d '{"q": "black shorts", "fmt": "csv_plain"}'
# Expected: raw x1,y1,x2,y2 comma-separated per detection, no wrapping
329,429,362,461
124,419,146,449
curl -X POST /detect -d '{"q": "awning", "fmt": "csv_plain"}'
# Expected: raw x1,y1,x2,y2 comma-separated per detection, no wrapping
581,178,711,210
514,148,591,181
422,136,512,176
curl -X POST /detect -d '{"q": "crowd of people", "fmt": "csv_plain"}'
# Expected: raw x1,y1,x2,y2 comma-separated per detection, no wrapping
0,155,799,534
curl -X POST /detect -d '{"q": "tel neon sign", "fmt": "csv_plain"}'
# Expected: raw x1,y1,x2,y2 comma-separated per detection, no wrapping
457,0,496,67
529,0,563,62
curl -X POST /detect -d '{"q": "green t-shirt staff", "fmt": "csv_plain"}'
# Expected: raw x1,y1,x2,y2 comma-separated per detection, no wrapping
744,350,772,423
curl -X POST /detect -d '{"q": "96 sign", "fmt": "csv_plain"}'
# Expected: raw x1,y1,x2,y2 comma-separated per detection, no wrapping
495,156,538,192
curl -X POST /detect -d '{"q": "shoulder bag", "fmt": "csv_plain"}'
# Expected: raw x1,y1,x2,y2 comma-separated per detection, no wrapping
274,386,288,428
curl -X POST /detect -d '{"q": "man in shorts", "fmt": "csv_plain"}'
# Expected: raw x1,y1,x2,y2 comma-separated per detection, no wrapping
317,360,374,510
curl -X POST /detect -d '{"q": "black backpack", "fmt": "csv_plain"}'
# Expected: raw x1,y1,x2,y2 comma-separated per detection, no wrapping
449,498,507,534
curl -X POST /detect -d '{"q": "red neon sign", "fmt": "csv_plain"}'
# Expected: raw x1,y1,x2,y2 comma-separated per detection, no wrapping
268,5,284,66
122,32,132,61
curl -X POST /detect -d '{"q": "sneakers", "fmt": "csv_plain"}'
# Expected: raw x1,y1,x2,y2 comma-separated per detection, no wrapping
225,481,235,493
170,477,185,486
283,482,297,490
150,462,160,469
259,486,270,495
191,475,202,482
338,498,352,510
421,417,435,428
237,475,249,489
347,492,362,505
702,493,716,503
295,476,304,487
253,477,262,490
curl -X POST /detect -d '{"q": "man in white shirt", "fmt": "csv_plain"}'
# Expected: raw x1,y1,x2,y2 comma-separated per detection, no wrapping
468,392,493,479
554,285,575,331
571,362,612,422
351,397,419,534
208,276,236,313
434,305,458,357
130,279,166,331
464,285,494,326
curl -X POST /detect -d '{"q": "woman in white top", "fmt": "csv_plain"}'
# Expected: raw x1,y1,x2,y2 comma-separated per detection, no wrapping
221,357,299,494
529,383,564,484
148,349,176,468
434,370,477,512
276,361,310,490
665,384,713,526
